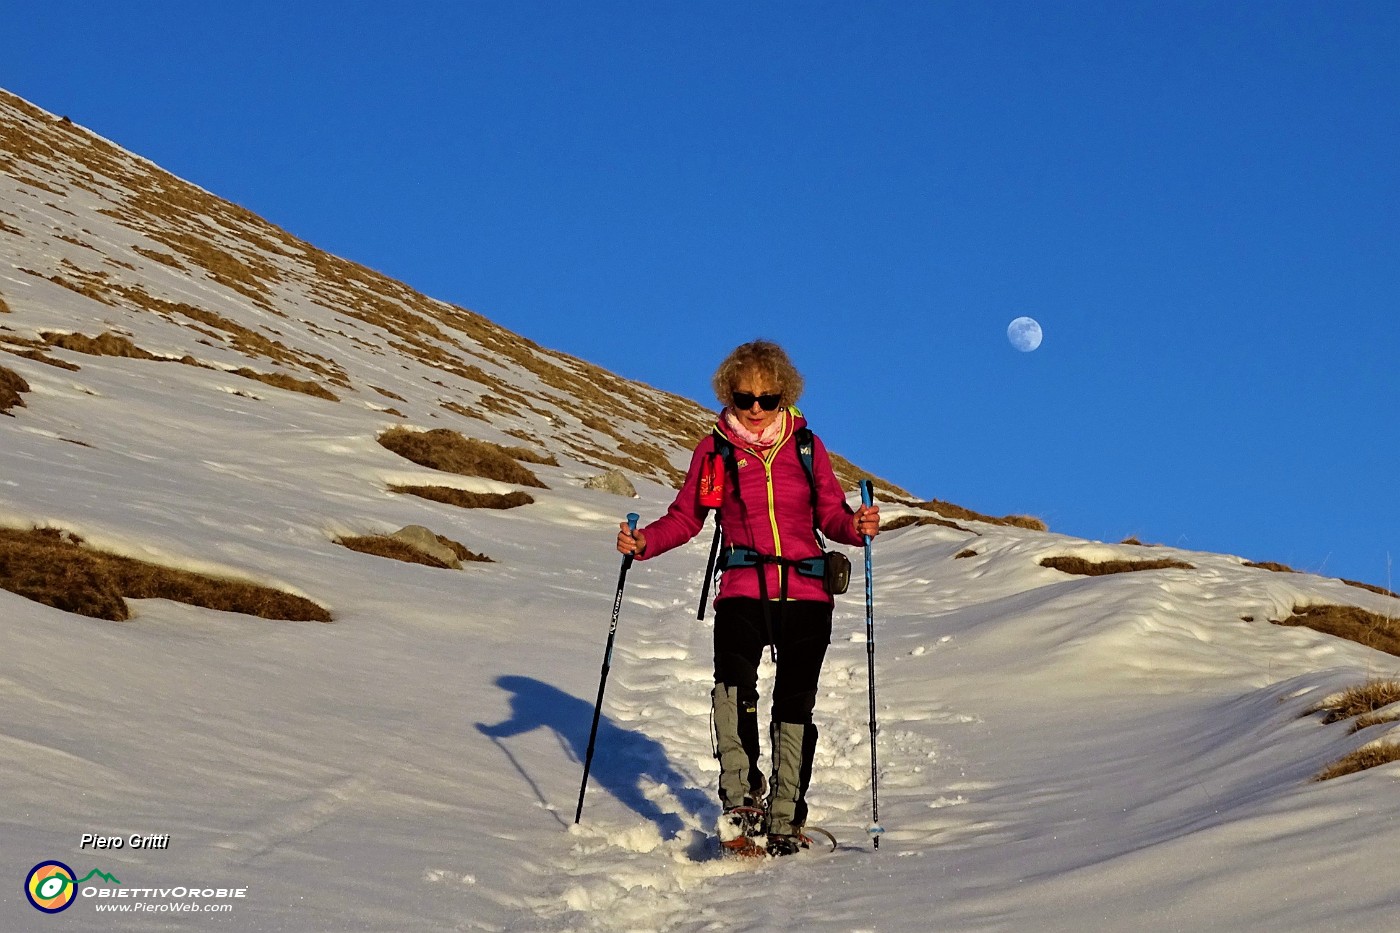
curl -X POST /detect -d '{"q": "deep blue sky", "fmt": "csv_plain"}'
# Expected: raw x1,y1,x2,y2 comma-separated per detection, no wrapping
8,2,1398,586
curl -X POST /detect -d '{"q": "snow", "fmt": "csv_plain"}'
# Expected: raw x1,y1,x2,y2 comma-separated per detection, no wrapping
5,90,1400,931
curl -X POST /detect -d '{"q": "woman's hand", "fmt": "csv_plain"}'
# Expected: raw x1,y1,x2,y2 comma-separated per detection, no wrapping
617,521,647,557
853,503,881,539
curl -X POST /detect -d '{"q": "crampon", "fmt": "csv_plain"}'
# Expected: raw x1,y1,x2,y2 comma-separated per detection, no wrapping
718,807,837,858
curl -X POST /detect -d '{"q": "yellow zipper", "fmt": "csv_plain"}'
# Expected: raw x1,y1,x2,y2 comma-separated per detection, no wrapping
757,419,795,595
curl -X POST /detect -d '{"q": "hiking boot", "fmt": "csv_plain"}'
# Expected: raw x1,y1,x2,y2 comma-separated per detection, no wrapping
719,802,768,857
719,800,765,842
766,833,808,858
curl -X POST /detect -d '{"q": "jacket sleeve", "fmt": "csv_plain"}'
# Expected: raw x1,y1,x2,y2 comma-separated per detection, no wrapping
812,435,863,548
636,436,713,560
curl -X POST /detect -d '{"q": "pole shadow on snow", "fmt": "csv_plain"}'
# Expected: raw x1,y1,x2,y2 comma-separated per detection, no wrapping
476,675,713,841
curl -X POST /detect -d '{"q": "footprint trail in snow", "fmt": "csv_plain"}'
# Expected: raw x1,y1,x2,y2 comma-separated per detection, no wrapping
528,586,955,932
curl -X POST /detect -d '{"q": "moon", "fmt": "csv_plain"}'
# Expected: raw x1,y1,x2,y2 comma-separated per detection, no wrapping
1007,316,1043,352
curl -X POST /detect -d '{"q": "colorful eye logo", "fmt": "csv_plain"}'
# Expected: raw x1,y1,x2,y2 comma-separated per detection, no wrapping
26,861,77,913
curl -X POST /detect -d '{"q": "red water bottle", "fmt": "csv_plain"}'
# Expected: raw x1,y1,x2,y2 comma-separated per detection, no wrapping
698,451,724,508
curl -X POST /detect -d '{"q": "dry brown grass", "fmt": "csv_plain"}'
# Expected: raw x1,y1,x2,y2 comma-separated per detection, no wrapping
123,224,283,311
1276,604,1400,657
56,233,98,251
128,287,348,385
0,363,29,414
616,436,685,488
337,534,491,567
0,527,331,622
83,273,350,385
292,234,726,489
1308,679,1400,725
391,485,534,510
1244,558,1399,601
440,400,489,422
378,427,548,488
434,535,491,563
23,264,114,305
43,330,157,360
1041,555,1195,576
1343,579,1400,599
41,324,345,403
0,292,10,313
1315,743,1400,781
1,341,81,371
825,452,912,500
131,245,183,268
564,437,684,488
915,499,1046,532
1353,710,1400,732
955,549,978,559
501,445,559,467
231,367,339,401
1242,559,1397,599
883,514,974,534
1244,560,1297,573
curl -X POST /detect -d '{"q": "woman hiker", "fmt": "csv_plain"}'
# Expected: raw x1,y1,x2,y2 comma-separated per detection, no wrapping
615,339,880,856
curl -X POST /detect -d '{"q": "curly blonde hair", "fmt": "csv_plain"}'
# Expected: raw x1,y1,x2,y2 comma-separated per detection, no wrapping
711,339,805,409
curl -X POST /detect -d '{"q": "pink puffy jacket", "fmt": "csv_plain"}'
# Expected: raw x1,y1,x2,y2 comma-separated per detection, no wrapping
636,411,862,605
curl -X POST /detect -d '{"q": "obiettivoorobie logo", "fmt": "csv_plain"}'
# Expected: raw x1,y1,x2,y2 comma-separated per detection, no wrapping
25,861,121,914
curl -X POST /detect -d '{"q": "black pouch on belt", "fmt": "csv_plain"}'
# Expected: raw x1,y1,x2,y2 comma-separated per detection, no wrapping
823,550,851,596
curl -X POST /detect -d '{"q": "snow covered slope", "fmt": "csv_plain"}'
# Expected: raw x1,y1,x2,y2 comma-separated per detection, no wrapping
4,88,1400,932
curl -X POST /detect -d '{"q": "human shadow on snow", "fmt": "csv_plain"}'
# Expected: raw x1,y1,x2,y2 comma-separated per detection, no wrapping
477,675,712,840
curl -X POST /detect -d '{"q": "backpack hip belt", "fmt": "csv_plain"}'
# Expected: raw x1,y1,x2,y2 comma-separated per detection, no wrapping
718,545,827,580
718,545,851,598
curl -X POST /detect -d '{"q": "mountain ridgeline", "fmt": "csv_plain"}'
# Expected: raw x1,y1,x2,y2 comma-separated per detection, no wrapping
0,88,907,499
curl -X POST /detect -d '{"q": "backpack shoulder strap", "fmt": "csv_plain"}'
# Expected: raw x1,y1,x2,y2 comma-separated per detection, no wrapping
712,427,734,464
793,426,825,546
794,426,816,497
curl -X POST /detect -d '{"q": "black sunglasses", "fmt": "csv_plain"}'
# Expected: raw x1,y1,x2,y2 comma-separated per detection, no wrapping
732,391,782,411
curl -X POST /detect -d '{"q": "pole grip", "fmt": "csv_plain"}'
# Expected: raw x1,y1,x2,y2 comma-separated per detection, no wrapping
859,480,874,541
622,513,640,568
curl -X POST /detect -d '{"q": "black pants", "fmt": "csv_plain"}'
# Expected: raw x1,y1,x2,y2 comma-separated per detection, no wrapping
713,597,833,724
712,597,832,815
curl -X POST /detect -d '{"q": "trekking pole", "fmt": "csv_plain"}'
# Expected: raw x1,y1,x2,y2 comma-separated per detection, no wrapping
575,513,640,825
859,480,884,849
